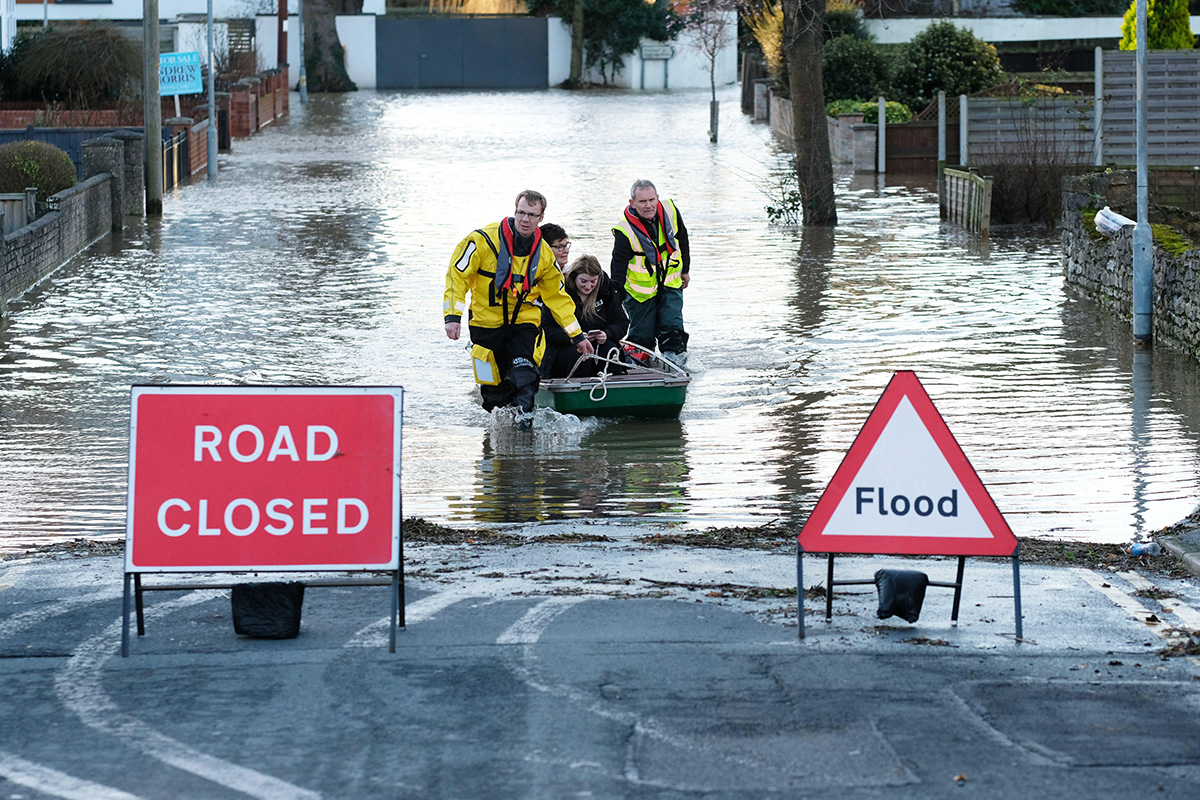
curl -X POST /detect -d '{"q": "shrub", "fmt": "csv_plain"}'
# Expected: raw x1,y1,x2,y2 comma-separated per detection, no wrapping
1120,0,1195,50
742,0,787,94
823,0,869,41
890,21,1004,112
822,34,890,102
0,24,140,108
825,98,913,124
0,141,78,206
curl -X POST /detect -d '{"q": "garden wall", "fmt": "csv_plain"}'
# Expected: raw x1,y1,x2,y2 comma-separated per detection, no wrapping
0,134,142,316
1062,170,1200,360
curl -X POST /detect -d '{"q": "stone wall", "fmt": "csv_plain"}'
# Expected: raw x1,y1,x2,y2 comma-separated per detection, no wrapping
0,133,142,316
1062,170,1200,360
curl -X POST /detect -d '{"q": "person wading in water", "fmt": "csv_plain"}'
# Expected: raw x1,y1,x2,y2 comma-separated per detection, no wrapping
443,190,593,431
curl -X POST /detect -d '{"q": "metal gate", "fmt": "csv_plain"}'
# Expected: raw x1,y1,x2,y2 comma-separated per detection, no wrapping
376,17,548,90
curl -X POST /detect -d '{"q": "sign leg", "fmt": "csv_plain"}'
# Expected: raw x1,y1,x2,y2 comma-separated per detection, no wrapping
1012,553,1023,641
797,542,805,639
121,572,132,657
389,569,400,654
950,556,966,625
825,554,835,621
134,573,145,636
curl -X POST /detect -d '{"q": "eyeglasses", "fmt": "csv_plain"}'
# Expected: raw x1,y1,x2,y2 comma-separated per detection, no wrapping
551,241,571,252
514,210,543,220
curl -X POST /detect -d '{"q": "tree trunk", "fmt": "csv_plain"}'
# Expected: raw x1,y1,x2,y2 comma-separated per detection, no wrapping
782,0,836,226
304,0,359,93
569,0,584,87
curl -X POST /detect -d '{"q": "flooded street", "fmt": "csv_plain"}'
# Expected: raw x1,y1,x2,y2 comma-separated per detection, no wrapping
2,87,1200,551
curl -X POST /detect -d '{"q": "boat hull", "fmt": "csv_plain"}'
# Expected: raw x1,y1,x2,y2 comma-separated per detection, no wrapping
536,374,688,419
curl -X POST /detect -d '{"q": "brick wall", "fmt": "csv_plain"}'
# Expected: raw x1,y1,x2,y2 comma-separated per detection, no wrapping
0,175,113,315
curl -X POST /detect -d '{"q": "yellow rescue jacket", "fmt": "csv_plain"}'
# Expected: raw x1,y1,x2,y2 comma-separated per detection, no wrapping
612,199,683,303
444,220,584,338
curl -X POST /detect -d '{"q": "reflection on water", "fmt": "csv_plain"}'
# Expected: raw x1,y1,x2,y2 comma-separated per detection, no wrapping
1,87,1199,551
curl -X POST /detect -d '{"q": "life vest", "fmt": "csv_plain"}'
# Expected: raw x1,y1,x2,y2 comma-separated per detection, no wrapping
612,199,683,303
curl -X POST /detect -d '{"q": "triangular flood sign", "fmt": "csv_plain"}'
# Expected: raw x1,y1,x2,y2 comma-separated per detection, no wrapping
799,371,1017,557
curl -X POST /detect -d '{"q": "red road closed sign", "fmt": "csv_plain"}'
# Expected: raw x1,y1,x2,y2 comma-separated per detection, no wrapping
126,386,403,572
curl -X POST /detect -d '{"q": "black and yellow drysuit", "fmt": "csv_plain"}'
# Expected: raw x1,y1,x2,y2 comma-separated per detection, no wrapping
444,218,586,413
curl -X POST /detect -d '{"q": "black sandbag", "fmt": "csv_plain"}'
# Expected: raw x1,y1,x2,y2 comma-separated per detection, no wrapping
231,582,305,639
874,569,929,623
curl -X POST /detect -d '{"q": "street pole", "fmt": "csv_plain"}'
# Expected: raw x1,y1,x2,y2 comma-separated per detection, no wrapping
143,0,162,216
206,0,217,181
1132,0,1152,344
297,0,308,103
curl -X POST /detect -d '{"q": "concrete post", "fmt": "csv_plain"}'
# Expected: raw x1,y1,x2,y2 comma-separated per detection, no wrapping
81,137,124,231
877,96,886,173
109,130,145,216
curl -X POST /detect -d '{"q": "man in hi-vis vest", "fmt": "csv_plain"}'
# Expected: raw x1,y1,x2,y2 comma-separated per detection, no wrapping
610,179,691,368
444,190,593,431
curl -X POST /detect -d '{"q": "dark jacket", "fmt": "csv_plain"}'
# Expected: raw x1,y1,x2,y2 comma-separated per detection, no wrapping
542,271,630,378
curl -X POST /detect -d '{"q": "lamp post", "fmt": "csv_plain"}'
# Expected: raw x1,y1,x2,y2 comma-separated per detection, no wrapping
206,0,217,181
143,0,162,216
1132,0,1151,344
297,0,308,103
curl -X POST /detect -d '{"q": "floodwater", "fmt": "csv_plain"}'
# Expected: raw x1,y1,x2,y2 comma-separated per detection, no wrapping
2,86,1199,553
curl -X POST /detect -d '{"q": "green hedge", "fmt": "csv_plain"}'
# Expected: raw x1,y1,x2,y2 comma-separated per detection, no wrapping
825,99,913,124
0,141,77,205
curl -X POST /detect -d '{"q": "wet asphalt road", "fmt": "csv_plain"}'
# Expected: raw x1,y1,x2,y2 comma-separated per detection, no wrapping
2,532,1200,799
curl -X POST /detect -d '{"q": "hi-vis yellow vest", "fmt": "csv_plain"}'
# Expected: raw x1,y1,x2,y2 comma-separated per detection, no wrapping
612,199,683,303
444,221,583,337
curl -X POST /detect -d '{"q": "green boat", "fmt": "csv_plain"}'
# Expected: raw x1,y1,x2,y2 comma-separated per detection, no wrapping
535,343,689,419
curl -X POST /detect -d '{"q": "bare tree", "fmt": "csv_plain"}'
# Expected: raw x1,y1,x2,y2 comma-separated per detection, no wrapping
682,0,735,141
781,0,836,225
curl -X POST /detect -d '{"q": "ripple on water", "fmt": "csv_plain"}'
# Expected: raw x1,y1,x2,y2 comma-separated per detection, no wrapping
2,88,1199,551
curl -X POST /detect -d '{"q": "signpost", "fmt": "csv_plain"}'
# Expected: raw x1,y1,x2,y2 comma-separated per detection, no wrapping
639,44,673,90
797,371,1022,639
123,386,405,655
159,51,204,118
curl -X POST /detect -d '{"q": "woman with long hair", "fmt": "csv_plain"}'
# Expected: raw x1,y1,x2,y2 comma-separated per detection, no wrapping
541,255,629,379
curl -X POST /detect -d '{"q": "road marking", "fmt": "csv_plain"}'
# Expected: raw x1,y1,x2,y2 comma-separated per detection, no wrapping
0,750,143,800
344,588,480,648
55,592,322,800
1117,570,1200,629
1072,568,1164,629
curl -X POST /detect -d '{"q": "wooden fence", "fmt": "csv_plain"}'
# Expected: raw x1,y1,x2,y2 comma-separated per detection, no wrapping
1098,50,1200,166
941,167,992,237
963,96,1095,167
872,50,1200,177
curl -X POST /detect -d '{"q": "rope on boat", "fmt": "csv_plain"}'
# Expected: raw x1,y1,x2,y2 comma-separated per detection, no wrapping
589,371,609,403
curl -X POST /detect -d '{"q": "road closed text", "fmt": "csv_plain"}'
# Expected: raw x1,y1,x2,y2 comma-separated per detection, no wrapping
128,389,402,570
157,496,368,537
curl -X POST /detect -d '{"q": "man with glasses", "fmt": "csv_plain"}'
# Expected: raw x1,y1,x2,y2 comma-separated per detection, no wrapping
611,179,691,368
444,190,593,431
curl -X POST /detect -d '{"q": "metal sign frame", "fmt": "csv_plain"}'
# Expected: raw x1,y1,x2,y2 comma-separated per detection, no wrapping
121,385,405,656
796,371,1023,640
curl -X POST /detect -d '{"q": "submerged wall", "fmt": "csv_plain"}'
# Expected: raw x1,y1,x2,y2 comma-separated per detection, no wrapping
1062,170,1200,360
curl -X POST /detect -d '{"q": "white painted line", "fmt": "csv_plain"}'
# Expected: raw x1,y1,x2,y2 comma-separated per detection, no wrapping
1072,568,1165,631
0,592,118,640
496,596,589,645
0,750,143,800
1117,571,1200,629
344,589,479,648
55,592,322,800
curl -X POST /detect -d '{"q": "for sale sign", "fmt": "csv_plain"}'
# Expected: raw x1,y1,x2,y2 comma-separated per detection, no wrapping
126,386,403,572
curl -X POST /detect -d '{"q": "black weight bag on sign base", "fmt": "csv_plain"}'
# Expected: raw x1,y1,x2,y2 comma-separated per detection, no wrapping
874,569,929,624
231,582,306,639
